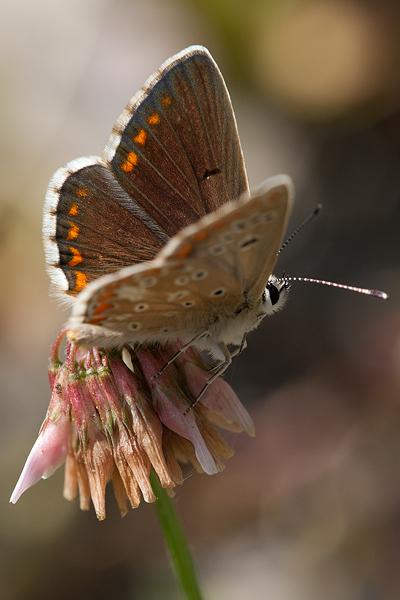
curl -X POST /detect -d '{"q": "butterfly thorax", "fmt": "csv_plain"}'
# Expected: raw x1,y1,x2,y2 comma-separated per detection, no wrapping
192,277,290,358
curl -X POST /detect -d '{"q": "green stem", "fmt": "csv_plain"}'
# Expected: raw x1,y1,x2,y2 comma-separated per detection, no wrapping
150,471,204,600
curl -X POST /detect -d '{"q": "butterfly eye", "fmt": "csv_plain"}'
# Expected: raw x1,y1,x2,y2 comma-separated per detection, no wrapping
261,279,291,315
268,285,280,306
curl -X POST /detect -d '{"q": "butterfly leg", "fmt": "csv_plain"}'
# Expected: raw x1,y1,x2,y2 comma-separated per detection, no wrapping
151,330,209,379
229,333,248,359
207,333,248,374
184,342,232,415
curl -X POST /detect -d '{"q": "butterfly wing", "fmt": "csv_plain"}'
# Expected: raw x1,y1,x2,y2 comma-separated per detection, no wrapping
68,175,293,348
105,46,248,232
157,175,293,297
43,157,170,298
43,46,248,300
229,175,294,303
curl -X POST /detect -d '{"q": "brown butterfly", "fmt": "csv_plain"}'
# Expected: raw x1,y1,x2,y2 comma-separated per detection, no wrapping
43,46,386,392
43,46,293,372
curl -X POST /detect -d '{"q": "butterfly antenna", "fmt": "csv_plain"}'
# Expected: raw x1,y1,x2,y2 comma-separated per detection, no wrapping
276,276,389,300
279,204,322,254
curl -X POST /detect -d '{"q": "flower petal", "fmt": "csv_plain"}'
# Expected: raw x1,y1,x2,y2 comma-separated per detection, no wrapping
137,348,221,475
109,355,175,490
83,421,114,520
10,416,71,504
177,347,255,436
10,367,72,504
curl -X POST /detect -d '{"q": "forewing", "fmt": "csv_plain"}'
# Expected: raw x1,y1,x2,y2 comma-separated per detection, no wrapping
43,46,248,300
105,46,248,235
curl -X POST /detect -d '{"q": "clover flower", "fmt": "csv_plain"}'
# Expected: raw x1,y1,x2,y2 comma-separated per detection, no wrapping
11,331,254,519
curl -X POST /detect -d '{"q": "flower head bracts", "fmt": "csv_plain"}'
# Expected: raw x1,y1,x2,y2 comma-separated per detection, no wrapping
11,332,254,519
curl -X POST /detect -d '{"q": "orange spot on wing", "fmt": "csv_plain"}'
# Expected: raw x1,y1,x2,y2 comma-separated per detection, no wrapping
209,220,226,231
174,244,193,259
90,316,107,324
68,247,83,267
162,97,172,106
93,302,113,315
168,262,184,271
121,152,138,172
67,222,79,240
146,268,160,276
268,191,283,203
106,282,123,293
77,188,88,197
73,271,87,292
134,129,146,145
68,203,79,216
192,230,209,242
148,113,159,125
97,292,114,302
249,199,262,209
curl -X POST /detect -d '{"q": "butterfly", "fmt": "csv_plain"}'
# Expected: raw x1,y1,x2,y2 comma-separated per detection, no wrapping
43,45,293,374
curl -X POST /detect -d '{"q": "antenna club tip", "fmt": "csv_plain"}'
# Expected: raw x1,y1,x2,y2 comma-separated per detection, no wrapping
314,204,323,215
376,291,389,300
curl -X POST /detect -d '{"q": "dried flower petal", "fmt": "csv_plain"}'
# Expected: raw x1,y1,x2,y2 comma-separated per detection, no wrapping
176,345,256,436
83,420,114,520
137,347,224,475
12,331,255,518
111,468,128,517
109,354,174,490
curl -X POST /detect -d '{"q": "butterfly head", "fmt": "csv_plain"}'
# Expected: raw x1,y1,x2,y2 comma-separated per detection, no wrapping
261,276,291,316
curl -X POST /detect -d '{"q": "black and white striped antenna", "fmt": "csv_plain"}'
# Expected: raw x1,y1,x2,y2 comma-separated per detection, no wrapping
278,204,389,300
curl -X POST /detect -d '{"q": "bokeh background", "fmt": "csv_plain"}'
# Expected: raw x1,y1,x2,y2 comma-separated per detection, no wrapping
1,0,400,598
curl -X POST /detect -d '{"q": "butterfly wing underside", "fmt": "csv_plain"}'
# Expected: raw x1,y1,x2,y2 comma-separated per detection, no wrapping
43,46,248,301
68,175,293,348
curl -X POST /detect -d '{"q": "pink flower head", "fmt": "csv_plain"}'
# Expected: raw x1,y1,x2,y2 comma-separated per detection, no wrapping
11,331,254,519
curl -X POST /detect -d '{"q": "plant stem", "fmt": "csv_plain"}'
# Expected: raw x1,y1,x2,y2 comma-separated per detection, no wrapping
150,471,204,600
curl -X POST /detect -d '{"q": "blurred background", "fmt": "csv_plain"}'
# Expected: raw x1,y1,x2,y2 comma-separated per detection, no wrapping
1,0,400,598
